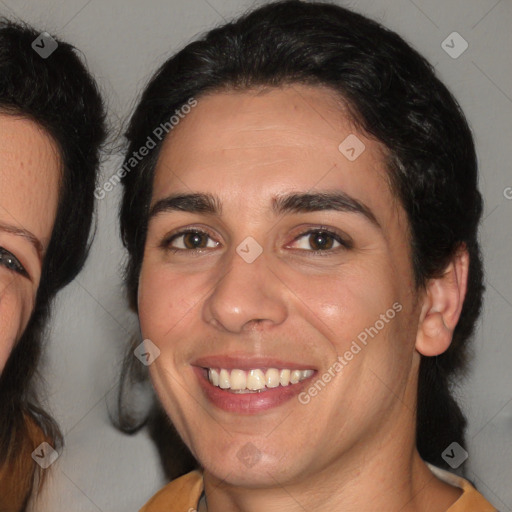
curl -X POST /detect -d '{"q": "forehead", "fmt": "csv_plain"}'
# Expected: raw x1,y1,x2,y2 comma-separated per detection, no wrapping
152,85,403,233
0,114,61,245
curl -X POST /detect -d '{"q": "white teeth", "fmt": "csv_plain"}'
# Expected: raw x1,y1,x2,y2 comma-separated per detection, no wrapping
265,368,280,388
302,369,314,379
279,369,290,386
209,368,219,386
230,369,247,390
290,370,301,384
219,369,230,389
247,369,265,390
207,367,313,391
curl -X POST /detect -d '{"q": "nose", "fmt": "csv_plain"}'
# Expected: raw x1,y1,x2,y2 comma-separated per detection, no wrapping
202,243,287,334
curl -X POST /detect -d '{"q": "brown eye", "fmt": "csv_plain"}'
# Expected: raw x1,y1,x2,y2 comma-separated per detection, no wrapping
181,232,209,249
308,231,336,250
291,229,351,253
163,230,219,252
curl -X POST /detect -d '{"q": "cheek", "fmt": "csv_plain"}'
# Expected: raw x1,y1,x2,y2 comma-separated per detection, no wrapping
305,265,410,381
137,261,193,341
297,265,398,340
0,276,31,373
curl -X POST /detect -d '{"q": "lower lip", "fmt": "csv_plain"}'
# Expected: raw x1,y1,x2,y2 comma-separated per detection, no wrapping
193,367,314,414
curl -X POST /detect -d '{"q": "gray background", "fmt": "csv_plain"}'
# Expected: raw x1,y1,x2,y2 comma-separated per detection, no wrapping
1,0,511,510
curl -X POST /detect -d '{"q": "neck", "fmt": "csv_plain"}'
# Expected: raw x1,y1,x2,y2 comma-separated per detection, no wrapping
200,423,462,512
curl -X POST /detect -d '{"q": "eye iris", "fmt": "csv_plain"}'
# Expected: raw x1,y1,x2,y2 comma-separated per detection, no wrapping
0,249,20,271
184,232,207,249
310,231,333,250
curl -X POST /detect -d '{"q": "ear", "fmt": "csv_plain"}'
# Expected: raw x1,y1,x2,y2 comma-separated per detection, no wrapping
416,245,470,357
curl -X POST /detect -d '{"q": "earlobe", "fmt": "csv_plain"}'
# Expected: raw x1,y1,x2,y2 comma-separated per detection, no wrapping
416,246,469,357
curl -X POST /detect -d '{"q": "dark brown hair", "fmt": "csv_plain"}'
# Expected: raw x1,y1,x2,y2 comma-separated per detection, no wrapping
0,18,106,510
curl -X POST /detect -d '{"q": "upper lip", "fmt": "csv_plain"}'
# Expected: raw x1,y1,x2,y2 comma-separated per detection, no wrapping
192,354,316,371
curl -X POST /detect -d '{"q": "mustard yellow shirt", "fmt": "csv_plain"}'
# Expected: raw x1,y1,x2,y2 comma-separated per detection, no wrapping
0,414,48,512
139,464,497,512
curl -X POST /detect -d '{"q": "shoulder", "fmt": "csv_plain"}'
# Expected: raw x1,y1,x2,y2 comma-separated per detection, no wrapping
0,412,49,512
139,470,204,512
427,464,497,512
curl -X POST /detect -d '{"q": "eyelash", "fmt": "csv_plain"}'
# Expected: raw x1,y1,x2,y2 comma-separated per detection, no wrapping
0,247,29,277
161,227,352,256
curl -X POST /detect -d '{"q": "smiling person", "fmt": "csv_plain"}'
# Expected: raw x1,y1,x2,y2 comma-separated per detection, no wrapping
0,19,105,511
118,1,495,511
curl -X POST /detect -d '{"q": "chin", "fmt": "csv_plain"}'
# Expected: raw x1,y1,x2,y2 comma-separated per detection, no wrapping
199,443,302,487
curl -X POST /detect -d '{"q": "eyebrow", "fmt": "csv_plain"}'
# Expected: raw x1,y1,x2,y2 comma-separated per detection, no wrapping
0,221,44,261
149,191,380,228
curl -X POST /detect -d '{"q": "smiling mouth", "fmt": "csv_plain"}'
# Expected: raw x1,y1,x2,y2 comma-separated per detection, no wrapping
205,367,315,393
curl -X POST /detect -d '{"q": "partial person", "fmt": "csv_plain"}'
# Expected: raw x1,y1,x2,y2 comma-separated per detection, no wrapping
117,1,495,510
0,19,106,511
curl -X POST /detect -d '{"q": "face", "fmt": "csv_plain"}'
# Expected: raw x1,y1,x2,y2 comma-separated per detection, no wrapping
138,85,424,487
0,114,60,373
